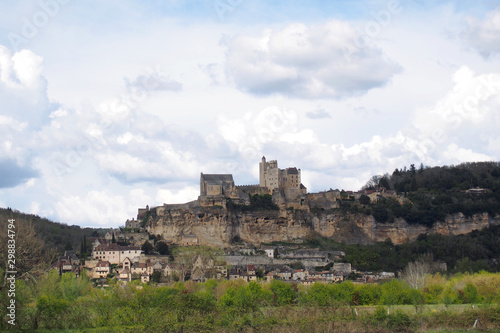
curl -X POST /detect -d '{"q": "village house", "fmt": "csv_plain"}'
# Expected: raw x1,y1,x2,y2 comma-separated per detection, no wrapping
292,269,308,281
333,263,352,275
131,262,148,276
215,265,228,279
229,268,240,280
141,272,150,283
92,244,143,264
53,250,81,276
163,263,179,278
117,267,132,283
93,261,111,278
153,261,164,272
89,237,108,251
277,266,293,280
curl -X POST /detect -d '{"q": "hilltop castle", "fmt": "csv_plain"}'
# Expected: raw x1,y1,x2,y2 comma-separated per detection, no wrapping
197,156,306,207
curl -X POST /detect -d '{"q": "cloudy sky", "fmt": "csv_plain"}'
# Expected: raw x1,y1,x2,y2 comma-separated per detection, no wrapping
0,0,499,228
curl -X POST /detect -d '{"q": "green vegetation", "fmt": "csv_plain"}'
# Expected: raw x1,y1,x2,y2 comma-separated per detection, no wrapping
335,162,500,226
308,226,500,273
0,207,96,255
227,194,279,212
3,270,500,332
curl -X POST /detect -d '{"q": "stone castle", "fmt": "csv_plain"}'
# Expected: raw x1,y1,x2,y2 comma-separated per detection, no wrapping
197,156,307,208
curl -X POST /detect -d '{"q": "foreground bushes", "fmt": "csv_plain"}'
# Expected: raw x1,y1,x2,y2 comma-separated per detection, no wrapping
2,270,500,331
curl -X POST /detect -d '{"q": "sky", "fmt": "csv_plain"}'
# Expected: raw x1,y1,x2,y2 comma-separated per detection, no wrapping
0,0,500,228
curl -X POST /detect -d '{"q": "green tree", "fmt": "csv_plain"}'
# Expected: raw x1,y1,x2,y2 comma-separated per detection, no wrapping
359,194,371,205
372,204,389,223
380,279,412,305
141,241,154,255
151,271,162,283
270,280,296,306
156,241,170,255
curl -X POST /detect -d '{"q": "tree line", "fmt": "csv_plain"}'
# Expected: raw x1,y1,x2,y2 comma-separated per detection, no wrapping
335,161,500,227
2,269,500,331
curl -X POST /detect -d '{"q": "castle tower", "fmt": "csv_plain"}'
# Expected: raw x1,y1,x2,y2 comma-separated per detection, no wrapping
259,156,266,187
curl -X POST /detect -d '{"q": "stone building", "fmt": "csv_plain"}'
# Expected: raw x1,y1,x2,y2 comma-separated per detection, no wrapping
259,156,306,196
92,244,143,264
200,173,235,197
199,173,239,207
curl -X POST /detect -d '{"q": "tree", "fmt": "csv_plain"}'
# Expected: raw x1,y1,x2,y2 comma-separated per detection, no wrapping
0,219,57,285
141,241,154,255
359,194,371,205
174,247,197,282
156,241,170,255
111,232,116,243
372,204,389,223
191,246,223,282
151,271,162,283
379,175,391,189
363,175,382,190
400,255,432,289
80,235,87,258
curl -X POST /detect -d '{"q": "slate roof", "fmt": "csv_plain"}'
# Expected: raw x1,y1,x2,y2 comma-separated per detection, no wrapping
200,173,234,184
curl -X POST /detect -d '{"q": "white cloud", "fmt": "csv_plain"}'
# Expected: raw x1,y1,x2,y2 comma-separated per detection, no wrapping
306,108,331,119
463,8,500,58
11,49,44,87
442,144,492,164
225,21,401,98
54,190,130,226
413,67,500,152
156,186,199,205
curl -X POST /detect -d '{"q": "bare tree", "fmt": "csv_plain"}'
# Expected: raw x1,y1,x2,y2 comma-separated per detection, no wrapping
1,219,57,288
174,247,196,282
192,246,223,282
362,175,382,190
400,253,434,289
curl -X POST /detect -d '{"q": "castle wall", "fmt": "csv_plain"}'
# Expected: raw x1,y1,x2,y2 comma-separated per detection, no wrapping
207,184,222,196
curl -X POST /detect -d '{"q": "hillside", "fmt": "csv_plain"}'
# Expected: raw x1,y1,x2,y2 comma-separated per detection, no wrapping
0,207,98,254
338,161,500,227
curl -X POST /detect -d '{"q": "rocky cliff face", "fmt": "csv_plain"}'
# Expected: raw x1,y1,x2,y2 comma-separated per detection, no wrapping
147,207,500,247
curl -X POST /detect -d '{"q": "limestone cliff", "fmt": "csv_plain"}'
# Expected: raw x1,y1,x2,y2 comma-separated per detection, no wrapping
146,207,500,247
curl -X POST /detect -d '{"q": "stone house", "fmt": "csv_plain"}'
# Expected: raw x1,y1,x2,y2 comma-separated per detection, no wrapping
94,261,111,278
92,244,143,264
292,269,308,281
153,262,163,272
131,263,148,275
118,267,131,283
229,268,241,280
215,265,228,279
333,263,352,274
164,264,179,277
277,267,293,280
141,272,150,283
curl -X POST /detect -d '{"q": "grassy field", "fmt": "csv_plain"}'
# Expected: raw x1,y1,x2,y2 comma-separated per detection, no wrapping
26,304,500,333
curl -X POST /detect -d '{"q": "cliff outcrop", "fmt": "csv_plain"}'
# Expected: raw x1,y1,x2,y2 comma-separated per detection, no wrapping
146,207,500,247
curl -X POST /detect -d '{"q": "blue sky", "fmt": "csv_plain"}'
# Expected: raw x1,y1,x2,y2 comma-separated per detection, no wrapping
1,0,500,227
